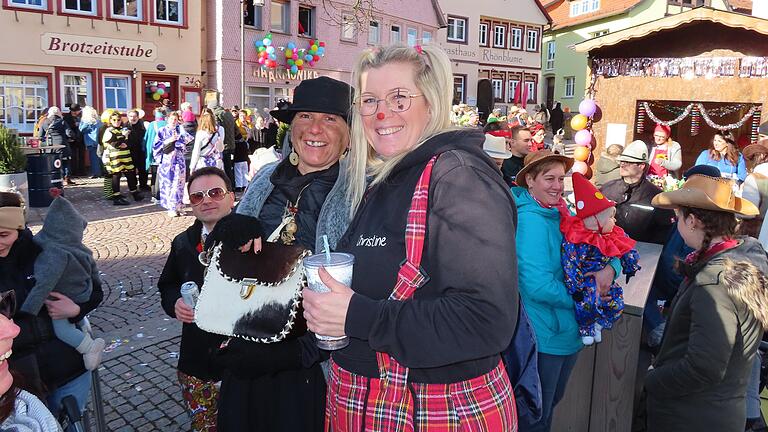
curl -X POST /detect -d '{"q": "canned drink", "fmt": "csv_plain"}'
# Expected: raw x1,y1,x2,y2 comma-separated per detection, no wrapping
180,281,200,308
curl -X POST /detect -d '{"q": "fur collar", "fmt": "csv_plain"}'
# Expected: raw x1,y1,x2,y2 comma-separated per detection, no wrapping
721,258,768,329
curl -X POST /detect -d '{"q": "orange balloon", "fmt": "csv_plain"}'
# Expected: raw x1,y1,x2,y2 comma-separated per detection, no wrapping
573,146,591,162
571,114,589,131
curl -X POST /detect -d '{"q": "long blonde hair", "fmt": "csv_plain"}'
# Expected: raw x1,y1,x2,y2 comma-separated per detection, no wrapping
81,106,99,126
347,44,455,213
198,110,217,134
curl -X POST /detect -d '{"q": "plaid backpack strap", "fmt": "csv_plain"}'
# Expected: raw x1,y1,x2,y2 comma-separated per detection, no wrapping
370,154,439,432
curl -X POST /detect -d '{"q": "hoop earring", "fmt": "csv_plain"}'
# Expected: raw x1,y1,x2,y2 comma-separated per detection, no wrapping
289,150,299,166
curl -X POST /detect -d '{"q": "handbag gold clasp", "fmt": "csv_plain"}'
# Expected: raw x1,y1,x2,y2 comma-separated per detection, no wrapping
240,278,258,300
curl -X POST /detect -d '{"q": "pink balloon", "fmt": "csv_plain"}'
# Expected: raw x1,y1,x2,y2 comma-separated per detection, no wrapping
572,160,589,175
574,129,593,146
579,99,597,118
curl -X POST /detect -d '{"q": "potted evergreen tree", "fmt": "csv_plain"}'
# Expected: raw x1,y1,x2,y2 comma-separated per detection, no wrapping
0,125,29,206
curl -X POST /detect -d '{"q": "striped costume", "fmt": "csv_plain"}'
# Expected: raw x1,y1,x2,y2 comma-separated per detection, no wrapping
102,126,135,174
325,155,517,432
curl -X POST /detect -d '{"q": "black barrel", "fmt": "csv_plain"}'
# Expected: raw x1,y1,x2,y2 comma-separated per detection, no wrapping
26,152,63,207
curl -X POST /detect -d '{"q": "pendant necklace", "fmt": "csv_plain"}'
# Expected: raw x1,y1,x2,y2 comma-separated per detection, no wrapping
278,183,311,245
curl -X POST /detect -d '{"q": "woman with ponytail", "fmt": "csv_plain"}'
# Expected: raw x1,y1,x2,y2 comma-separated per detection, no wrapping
647,174,768,431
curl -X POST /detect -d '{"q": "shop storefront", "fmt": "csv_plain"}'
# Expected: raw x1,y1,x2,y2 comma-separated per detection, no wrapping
0,2,204,130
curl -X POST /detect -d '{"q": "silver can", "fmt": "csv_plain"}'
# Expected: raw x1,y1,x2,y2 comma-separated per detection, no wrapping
180,281,200,308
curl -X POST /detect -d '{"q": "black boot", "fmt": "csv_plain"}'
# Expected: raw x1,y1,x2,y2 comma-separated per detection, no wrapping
131,190,144,202
112,195,130,206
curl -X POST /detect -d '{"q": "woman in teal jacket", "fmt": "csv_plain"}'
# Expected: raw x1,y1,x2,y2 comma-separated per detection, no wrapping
512,150,621,432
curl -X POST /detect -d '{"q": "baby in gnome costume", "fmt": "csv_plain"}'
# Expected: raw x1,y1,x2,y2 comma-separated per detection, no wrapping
20,196,105,370
560,173,641,345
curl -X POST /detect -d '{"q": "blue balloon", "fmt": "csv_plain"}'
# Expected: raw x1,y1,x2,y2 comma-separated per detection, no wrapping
266,46,275,54
255,40,263,47
305,54,312,61
287,42,296,50
317,47,325,56
263,38,272,46
269,53,276,60
290,65,298,73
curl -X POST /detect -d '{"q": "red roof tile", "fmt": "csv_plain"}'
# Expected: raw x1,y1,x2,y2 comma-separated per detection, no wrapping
546,0,646,30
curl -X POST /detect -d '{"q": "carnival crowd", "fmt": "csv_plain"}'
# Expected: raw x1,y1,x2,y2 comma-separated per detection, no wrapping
0,43,766,432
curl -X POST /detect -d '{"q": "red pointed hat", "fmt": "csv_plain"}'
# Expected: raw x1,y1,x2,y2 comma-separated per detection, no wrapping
572,172,615,219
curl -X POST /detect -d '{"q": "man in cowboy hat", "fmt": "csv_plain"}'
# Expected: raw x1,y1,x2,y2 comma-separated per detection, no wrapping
601,140,674,244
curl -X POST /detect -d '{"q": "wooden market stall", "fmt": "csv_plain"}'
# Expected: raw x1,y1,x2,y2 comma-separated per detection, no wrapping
574,7,768,172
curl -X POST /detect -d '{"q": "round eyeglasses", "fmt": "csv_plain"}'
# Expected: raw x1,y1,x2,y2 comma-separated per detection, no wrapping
358,90,423,117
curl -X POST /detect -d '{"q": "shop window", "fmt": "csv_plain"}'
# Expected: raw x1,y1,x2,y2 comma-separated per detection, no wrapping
9,0,47,10
103,76,131,112
270,1,289,33
143,79,173,108
298,5,314,37
244,1,263,28
526,81,535,103
452,75,465,104
155,0,182,25
508,80,519,103
340,13,356,41
564,76,575,98
390,24,401,43
111,0,140,19
509,27,522,49
491,78,503,101
493,25,506,48
0,75,48,134
246,86,270,114
368,21,380,44
63,0,96,15
274,87,292,106
570,0,599,17
422,30,432,44
546,41,555,70
478,23,488,46
182,89,201,114
526,28,539,52
447,16,466,43
60,72,92,108
407,27,417,47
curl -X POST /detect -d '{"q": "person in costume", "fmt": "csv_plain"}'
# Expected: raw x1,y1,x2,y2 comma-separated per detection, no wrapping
102,112,142,206
530,122,547,152
560,173,640,345
648,124,682,178
153,111,193,217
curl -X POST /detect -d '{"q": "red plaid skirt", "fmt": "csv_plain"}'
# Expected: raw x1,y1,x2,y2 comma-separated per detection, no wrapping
325,359,517,432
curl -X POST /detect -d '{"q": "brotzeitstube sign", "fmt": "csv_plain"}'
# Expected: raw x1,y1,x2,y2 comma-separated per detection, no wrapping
41,33,158,61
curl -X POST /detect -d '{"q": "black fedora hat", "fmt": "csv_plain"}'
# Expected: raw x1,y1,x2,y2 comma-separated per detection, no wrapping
270,77,353,124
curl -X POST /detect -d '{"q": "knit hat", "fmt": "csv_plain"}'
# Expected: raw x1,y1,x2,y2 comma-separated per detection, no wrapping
572,172,615,219
654,124,671,137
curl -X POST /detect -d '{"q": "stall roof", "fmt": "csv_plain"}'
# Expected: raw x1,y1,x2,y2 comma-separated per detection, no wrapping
574,7,768,53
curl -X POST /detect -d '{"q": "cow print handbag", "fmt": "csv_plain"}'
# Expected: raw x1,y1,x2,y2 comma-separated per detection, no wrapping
194,241,311,343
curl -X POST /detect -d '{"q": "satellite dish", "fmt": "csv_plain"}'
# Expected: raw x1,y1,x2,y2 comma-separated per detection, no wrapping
156,64,166,71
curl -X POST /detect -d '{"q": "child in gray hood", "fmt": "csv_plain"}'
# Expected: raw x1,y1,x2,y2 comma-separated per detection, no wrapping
19,197,105,370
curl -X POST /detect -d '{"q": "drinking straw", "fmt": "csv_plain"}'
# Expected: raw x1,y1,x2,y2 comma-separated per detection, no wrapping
323,235,331,263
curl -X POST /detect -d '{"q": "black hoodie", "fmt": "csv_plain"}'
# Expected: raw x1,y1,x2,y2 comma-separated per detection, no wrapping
333,129,519,383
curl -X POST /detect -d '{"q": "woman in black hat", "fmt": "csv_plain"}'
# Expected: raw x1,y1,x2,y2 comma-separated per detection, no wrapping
211,76,354,432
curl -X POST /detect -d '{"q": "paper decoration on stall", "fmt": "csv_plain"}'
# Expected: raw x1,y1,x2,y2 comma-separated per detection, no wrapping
641,101,760,138
636,102,646,134
751,108,762,144
690,104,701,136
592,57,768,78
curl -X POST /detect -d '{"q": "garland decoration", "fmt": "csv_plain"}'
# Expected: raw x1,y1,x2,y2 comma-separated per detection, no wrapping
643,102,693,126
636,102,646,134
593,57,768,78
751,108,762,144
698,104,757,131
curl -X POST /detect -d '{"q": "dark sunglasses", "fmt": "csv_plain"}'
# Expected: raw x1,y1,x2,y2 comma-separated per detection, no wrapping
189,187,228,206
0,291,16,320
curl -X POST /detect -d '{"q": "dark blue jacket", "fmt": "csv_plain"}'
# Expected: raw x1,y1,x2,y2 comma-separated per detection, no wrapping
503,298,543,421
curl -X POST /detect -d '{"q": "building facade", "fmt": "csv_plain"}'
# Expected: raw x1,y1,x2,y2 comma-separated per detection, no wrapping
206,0,445,112
436,0,550,112
0,0,206,130
541,0,738,112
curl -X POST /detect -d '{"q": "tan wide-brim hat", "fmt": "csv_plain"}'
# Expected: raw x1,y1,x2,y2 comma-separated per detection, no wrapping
651,174,759,216
516,150,574,188
742,143,768,160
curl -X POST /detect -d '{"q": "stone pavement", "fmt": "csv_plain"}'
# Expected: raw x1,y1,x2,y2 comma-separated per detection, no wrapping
29,178,194,431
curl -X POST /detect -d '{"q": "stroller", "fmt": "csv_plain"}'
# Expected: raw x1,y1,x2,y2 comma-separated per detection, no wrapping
56,318,107,432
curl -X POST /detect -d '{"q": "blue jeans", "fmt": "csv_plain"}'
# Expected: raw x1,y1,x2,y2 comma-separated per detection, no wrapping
747,351,763,419
47,371,92,417
87,146,102,176
518,352,579,432
52,319,86,350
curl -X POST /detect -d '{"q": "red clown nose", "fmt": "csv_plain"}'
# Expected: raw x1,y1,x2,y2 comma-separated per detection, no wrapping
376,112,385,120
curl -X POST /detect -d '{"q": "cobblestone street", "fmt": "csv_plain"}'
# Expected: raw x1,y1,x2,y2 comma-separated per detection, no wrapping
28,179,195,431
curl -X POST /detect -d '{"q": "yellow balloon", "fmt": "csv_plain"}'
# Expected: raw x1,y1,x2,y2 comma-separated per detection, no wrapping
152,93,161,101
570,114,589,131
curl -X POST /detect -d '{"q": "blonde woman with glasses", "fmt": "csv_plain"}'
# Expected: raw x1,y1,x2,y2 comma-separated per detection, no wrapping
303,44,519,430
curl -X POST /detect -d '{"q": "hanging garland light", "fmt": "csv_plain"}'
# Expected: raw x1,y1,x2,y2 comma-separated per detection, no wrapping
643,102,693,126
751,108,762,144
698,104,757,131
636,102,646,134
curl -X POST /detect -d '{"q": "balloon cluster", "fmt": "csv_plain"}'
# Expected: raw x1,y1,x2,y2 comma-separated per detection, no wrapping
255,34,327,72
146,83,169,101
570,98,601,178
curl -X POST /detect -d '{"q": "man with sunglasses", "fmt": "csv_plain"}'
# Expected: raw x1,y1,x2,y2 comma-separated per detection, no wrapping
158,167,234,431
600,140,674,244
